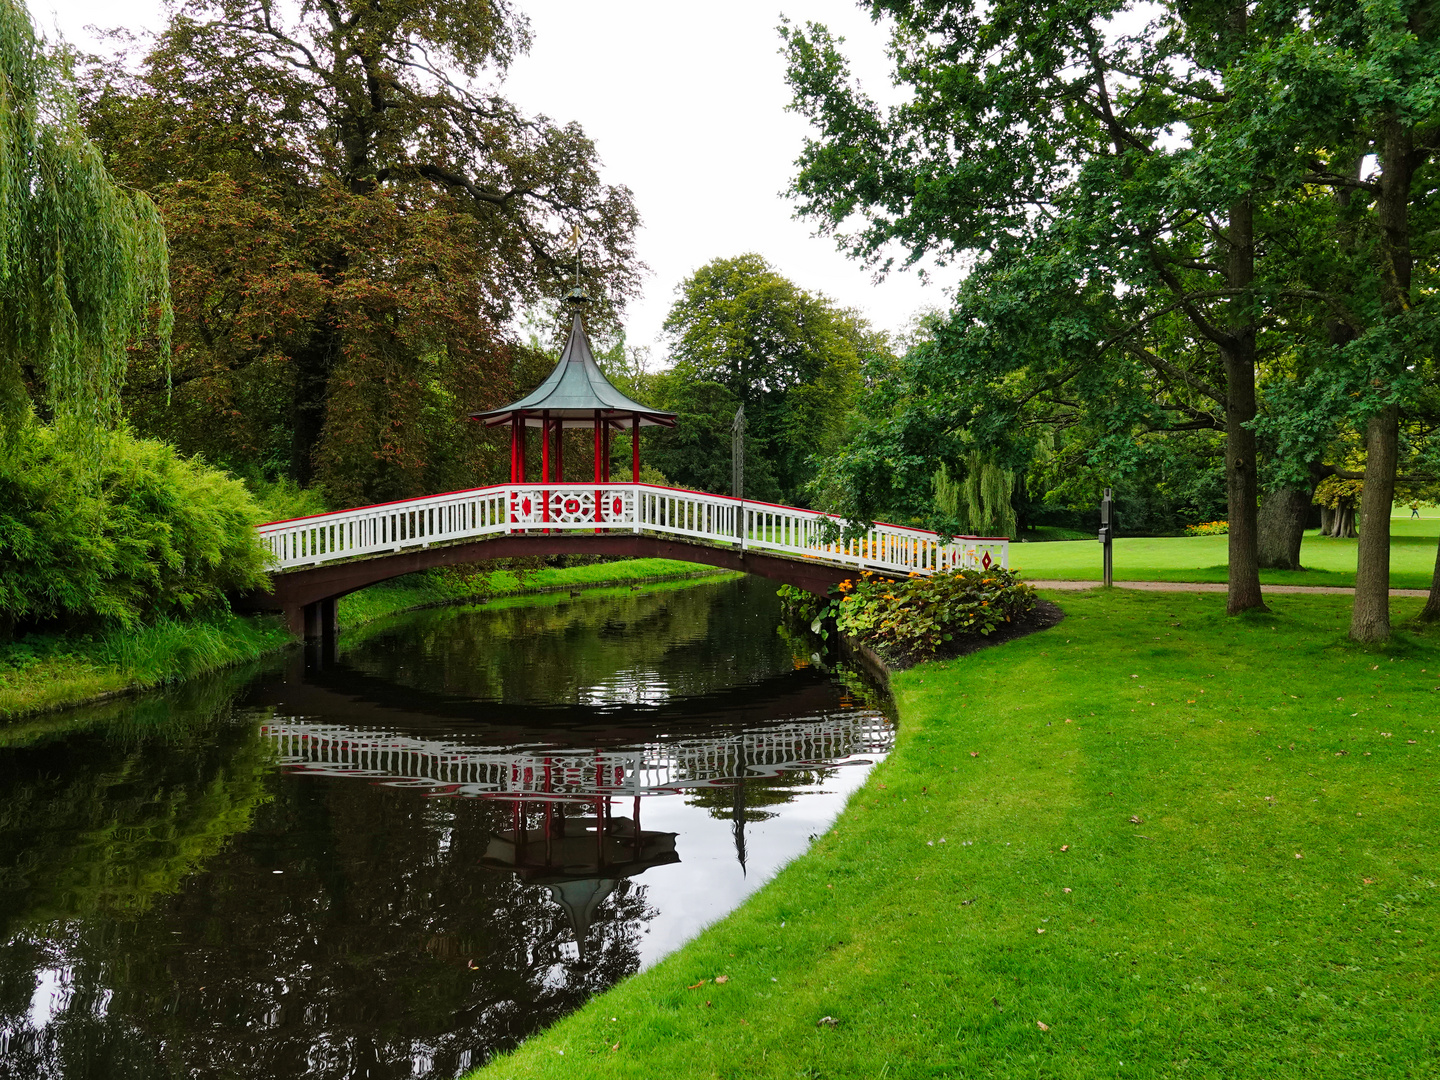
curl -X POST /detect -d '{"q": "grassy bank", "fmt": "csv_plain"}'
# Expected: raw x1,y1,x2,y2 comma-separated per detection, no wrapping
0,613,293,723
1015,517,1440,589
474,589,1438,1079
1,558,719,723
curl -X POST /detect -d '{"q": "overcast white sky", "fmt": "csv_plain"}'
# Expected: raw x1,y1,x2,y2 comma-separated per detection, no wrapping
43,0,947,356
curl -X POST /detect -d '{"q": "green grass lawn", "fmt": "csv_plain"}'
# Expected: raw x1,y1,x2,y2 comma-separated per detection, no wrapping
1014,516,1440,589
473,590,1439,1079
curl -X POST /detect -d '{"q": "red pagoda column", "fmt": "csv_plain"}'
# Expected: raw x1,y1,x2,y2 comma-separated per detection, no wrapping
593,409,603,527
631,414,640,482
541,410,551,528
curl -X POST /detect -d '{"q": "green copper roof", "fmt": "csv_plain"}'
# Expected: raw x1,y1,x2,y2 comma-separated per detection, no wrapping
471,312,676,429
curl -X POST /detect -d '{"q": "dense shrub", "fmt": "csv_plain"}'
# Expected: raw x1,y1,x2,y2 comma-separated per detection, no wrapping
0,425,270,630
835,567,1037,659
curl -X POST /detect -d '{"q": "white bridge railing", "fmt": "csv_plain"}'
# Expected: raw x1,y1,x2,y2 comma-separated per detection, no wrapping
256,482,1008,578
261,713,895,801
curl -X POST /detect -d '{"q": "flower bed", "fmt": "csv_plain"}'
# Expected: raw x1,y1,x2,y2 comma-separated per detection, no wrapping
1183,520,1229,536
834,567,1038,664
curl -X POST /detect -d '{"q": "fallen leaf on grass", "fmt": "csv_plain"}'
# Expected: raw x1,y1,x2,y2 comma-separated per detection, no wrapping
1037,1021,1050,1031
970,751,979,757
610,1043,619,1052
1129,816,1143,824
687,980,708,989
715,975,730,984
961,898,975,906
1060,845,1070,852
1363,878,1373,885
1036,928,1047,934
1294,853,1303,860
817,1016,839,1027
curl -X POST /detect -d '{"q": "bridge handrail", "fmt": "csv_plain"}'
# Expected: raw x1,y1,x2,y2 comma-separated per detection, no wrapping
255,482,1008,578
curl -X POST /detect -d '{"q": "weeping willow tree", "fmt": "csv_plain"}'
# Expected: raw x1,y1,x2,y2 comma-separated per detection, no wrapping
934,453,1017,539
0,0,169,437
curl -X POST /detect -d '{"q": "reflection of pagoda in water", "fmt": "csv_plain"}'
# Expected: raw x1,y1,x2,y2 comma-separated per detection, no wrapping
479,801,677,955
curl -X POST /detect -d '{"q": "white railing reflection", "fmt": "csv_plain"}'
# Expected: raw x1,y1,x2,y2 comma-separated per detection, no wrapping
260,712,895,800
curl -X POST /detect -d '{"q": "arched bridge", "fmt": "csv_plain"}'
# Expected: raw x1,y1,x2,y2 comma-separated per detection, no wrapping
241,482,1009,636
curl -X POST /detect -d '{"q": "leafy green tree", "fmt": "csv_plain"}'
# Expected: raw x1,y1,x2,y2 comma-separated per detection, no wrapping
652,254,870,506
784,0,1438,636
0,0,170,437
782,1,1288,612
82,0,640,504
1231,0,1439,640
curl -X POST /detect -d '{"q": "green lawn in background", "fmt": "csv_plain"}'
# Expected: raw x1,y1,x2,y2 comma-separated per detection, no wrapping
472,589,1439,1079
1015,515,1439,588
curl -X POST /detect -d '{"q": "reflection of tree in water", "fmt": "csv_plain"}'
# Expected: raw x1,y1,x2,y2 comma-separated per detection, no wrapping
0,680,272,939
0,772,657,1080
341,575,796,706
684,770,836,872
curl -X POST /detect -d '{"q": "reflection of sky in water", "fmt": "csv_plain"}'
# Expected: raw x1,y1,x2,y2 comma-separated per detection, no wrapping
577,669,672,707
633,762,875,966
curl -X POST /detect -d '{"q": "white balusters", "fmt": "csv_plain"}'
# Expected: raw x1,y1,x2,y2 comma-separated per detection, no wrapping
256,483,1008,577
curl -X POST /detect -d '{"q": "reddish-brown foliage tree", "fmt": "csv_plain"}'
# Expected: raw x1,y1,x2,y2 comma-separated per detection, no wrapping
82,0,640,505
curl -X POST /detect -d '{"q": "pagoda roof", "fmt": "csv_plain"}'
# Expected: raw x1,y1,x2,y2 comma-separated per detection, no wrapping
471,310,676,429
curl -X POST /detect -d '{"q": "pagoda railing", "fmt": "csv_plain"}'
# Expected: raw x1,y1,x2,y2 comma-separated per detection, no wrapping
256,482,1008,578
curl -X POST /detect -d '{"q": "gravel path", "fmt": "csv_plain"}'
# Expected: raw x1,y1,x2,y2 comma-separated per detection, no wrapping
1028,579,1430,598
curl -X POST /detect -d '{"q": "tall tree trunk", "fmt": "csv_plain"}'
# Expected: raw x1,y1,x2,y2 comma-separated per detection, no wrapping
1419,533,1440,623
1319,504,1335,536
1257,485,1311,570
1336,503,1358,539
1351,115,1415,641
289,320,338,486
1352,405,1399,641
1223,197,1265,614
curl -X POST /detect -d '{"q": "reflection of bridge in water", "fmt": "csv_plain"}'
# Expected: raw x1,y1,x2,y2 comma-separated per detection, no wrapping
261,711,893,954
260,711,894,800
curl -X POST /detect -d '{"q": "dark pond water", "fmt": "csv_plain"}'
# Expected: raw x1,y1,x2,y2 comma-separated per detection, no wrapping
0,575,891,1079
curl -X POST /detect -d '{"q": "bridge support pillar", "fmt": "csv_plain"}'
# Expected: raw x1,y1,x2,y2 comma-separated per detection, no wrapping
302,597,338,642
